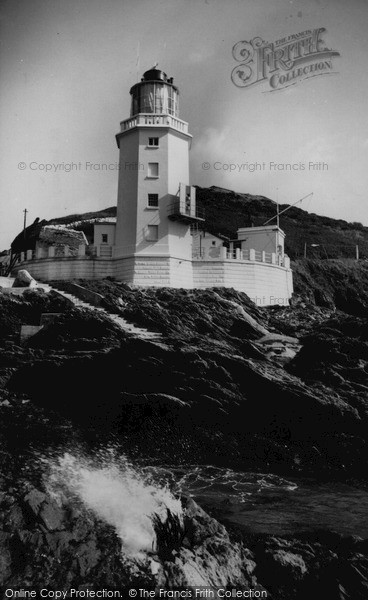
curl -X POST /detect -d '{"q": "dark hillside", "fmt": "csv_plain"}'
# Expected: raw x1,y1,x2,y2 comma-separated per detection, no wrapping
39,187,368,260
196,187,368,260
48,206,116,226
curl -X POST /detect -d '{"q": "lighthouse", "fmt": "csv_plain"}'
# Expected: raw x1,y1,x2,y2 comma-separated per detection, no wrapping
114,67,203,287
11,66,292,306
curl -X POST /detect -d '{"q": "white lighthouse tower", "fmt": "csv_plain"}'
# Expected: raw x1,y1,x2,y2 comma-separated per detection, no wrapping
114,67,203,287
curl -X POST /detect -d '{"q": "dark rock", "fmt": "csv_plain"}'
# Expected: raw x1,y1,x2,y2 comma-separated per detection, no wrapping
157,498,260,590
75,540,101,577
0,532,12,584
23,489,46,515
271,550,307,578
71,514,94,542
314,287,334,308
4,505,25,530
292,259,368,317
183,497,228,547
39,500,65,531
44,531,74,556
28,310,125,350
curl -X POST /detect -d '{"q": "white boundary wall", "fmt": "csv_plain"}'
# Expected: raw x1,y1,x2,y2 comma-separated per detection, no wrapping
13,255,293,306
193,259,293,306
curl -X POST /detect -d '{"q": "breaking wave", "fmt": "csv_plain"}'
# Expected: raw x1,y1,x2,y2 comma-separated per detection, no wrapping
42,450,183,559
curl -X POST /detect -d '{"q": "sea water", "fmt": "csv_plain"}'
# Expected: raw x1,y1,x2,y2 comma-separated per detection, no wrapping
141,463,368,539
41,450,368,562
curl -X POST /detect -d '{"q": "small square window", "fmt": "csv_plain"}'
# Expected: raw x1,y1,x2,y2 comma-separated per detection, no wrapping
147,225,158,241
148,137,159,147
147,162,159,177
212,241,216,246
102,234,108,243
148,194,159,208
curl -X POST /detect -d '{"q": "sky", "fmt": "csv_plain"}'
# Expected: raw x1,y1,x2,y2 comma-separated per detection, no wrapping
1,0,368,249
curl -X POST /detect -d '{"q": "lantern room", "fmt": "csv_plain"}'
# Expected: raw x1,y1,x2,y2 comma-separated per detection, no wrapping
129,68,179,117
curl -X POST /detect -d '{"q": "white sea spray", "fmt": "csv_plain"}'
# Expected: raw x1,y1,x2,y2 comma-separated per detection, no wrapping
43,451,182,559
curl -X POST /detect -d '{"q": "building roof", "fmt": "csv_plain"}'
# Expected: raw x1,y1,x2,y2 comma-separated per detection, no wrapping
201,230,230,242
11,220,88,253
93,220,117,226
39,225,88,247
237,225,286,235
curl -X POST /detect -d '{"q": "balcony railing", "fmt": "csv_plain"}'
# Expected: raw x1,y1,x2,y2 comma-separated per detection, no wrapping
192,246,290,268
120,114,189,134
18,244,114,262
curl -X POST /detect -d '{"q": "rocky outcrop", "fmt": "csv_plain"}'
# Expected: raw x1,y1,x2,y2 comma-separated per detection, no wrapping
1,280,368,596
250,532,368,600
76,280,269,345
288,314,368,419
0,484,261,592
2,284,368,476
0,288,74,341
27,309,126,350
291,259,368,316
0,485,148,589
158,498,261,590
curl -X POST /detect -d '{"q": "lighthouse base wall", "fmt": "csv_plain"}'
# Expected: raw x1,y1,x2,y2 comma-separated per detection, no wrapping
12,256,293,306
116,256,171,287
115,255,194,288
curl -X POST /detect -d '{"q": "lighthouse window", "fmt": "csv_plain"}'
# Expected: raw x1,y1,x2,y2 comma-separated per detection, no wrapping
147,225,158,241
149,137,159,147
147,162,159,178
148,194,159,208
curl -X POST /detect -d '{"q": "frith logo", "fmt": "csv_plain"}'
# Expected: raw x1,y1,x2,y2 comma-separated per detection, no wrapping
231,28,340,91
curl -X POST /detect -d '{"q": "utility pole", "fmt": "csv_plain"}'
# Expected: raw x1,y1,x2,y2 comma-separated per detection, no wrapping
304,242,307,259
276,188,279,255
23,208,28,237
356,245,359,261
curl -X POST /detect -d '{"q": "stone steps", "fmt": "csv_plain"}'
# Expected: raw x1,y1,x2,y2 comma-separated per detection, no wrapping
53,289,166,345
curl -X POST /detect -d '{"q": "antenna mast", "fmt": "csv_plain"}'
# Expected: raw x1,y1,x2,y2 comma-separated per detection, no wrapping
263,192,313,226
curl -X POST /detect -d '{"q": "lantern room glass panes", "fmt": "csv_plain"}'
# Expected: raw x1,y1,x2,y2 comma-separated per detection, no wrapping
131,83,179,117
